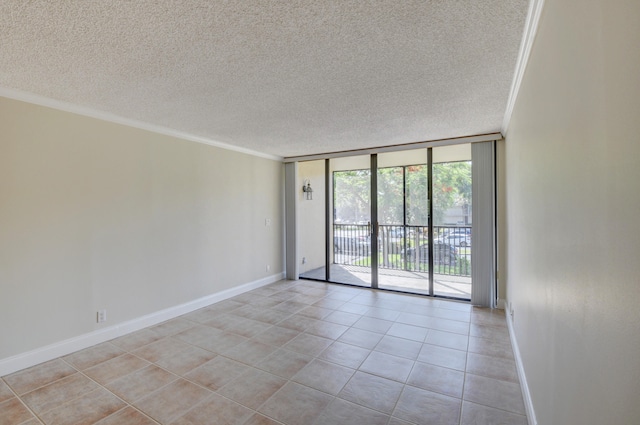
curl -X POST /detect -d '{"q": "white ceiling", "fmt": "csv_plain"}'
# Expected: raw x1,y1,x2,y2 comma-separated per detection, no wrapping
0,1,529,158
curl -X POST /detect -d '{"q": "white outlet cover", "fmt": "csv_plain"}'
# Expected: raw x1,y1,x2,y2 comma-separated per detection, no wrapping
97,310,107,323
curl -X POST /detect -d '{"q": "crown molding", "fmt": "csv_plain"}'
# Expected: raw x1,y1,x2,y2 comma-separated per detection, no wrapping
0,87,283,162
501,0,546,135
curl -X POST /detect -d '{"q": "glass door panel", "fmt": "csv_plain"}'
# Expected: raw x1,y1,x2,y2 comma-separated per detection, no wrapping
329,155,371,287
377,166,403,272
432,144,472,299
377,149,430,294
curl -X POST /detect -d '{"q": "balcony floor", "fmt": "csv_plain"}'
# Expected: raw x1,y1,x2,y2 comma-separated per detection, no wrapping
300,264,471,300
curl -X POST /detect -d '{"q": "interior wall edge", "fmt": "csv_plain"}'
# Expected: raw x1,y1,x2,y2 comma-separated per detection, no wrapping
0,272,285,377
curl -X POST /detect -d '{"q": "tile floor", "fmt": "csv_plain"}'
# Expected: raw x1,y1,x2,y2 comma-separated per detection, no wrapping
0,280,527,425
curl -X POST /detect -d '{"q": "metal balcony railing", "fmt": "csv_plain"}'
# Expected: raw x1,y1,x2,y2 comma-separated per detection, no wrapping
333,224,471,276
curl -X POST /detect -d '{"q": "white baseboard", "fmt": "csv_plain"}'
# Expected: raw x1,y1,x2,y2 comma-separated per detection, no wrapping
0,272,285,377
504,300,538,425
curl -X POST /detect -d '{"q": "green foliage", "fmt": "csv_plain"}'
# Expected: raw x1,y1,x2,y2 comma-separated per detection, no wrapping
433,161,471,225
457,256,471,275
405,165,429,225
334,170,370,224
377,167,404,224
333,161,471,226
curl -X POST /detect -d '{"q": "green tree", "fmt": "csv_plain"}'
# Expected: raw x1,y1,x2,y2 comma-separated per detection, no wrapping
432,161,471,225
406,165,429,225
377,167,404,224
333,161,471,226
333,170,370,223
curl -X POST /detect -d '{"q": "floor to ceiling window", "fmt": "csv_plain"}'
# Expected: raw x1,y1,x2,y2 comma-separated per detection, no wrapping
296,142,494,304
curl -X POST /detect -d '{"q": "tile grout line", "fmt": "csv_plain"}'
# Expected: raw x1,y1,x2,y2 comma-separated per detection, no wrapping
73,362,164,425
240,289,380,423
61,339,206,425
58,355,163,425
1,375,45,425
108,312,304,424
459,349,469,425
3,281,520,425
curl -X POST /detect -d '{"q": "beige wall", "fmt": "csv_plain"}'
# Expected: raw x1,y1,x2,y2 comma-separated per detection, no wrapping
0,97,283,360
504,1,640,424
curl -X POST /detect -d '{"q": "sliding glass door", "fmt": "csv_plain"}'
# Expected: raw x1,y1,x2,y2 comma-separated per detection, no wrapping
328,155,372,287
377,149,431,294
298,144,475,301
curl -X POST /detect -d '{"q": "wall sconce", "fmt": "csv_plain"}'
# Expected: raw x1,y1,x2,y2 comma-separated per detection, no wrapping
302,179,313,200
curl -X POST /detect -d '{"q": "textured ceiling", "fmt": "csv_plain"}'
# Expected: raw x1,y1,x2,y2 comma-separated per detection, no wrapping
1,1,528,158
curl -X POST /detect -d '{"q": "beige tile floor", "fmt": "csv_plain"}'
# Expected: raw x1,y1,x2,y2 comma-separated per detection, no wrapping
0,280,527,425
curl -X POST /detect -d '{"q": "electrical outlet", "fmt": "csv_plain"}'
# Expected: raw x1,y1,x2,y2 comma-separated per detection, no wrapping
266,264,271,272
97,309,107,323
302,257,307,264
265,218,271,226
